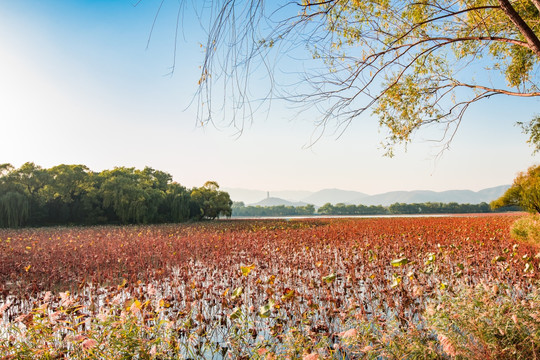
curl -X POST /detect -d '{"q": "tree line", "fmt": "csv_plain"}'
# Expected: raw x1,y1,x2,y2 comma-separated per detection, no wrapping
232,203,316,217
0,163,232,228
232,201,520,217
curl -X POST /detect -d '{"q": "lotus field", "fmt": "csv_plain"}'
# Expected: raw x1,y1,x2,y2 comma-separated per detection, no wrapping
1,215,539,359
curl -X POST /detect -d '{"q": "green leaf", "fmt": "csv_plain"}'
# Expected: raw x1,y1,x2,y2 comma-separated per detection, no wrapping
231,286,243,300
281,289,295,301
322,273,337,283
492,255,506,263
229,307,242,320
391,257,410,267
259,299,275,318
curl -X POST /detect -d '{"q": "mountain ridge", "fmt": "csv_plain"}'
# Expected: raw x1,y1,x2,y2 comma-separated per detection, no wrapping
224,185,510,207
250,197,310,207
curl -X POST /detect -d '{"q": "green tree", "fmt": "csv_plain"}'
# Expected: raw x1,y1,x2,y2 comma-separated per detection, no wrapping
46,165,93,201
0,191,29,227
298,204,315,215
6,162,51,224
1,164,29,226
192,0,540,154
519,115,540,153
0,163,41,227
491,165,540,212
232,201,246,209
0,162,230,226
9,162,50,197
44,164,98,223
99,167,166,224
163,182,191,222
141,167,172,192
0,163,13,177
318,203,336,215
191,181,232,219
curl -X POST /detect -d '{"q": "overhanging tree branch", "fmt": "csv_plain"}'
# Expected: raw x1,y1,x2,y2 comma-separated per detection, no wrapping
532,0,540,13
498,0,540,57
145,0,540,154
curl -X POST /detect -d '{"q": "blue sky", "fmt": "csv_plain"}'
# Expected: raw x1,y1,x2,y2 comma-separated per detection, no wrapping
0,0,538,194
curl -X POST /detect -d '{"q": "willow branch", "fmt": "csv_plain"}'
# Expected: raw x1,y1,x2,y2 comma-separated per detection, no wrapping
498,0,540,57
452,81,540,97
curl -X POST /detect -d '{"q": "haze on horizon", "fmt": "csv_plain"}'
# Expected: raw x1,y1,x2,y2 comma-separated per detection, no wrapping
0,1,538,195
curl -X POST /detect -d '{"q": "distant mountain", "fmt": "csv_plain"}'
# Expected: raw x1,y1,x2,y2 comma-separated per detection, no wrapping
223,188,267,204
476,185,511,200
270,190,313,201
223,188,313,204
356,185,510,206
224,185,510,207
301,189,369,207
250,197,310,207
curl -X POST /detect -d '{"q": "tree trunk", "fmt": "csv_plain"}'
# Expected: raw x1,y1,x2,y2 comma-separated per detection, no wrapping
498,0,540,57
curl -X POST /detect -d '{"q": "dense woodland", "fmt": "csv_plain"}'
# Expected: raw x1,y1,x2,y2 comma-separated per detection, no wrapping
0,163,232,228
232,201,520,217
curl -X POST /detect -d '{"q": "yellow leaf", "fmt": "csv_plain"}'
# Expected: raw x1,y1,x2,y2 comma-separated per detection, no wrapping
117,278,127,289
241,264,255,276
130,299,142,313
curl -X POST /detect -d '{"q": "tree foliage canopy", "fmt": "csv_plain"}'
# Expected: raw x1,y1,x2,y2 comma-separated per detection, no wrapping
519,115,540,152
191,181,233,220
0,163,232,227
193,0,540,154
491,164,540,212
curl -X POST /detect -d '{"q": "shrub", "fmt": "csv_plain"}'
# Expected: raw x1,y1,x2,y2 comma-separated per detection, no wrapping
511,214,540,246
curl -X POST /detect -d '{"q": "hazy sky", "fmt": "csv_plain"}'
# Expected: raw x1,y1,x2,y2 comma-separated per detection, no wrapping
1,0,538,194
